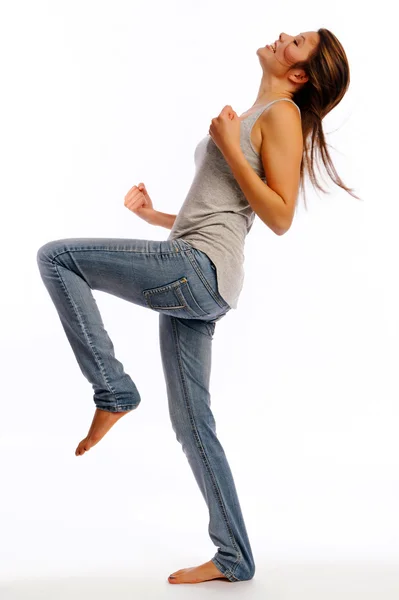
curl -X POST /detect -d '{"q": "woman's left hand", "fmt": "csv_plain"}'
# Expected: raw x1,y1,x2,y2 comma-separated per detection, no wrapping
209,105,241,157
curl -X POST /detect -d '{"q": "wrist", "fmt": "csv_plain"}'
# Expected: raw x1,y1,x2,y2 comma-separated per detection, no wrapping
138,207,157,224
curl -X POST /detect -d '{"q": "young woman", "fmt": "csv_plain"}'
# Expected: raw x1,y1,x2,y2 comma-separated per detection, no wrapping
37,28,359,585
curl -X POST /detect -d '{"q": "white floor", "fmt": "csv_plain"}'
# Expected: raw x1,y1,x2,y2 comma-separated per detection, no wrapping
2,366,398,600
2,561,399,600
2,431,399,599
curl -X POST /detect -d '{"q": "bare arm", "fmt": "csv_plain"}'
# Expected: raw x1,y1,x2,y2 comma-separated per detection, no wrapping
146,209,177,229
124,183,177,229
223,102,302,235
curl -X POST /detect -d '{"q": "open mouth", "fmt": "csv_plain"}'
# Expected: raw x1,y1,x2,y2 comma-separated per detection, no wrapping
267,43,277,53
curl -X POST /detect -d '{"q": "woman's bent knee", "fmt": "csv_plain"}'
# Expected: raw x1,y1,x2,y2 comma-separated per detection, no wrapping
37,239,68,266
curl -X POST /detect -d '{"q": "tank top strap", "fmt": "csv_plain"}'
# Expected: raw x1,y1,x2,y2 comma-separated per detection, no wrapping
251,98,301,120
239,98,301,159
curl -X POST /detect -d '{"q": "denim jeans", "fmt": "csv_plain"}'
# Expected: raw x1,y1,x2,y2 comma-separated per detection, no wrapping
36,236,255,581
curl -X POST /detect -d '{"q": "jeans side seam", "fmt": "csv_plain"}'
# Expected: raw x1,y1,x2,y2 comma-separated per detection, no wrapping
49,247,180,262
171,317,243,575
54,262,117,397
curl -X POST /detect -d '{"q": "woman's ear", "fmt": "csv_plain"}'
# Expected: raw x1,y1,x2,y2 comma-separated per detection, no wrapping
288,69,309,85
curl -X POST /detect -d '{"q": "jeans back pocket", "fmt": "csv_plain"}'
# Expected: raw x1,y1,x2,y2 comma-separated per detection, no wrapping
142,276,208,318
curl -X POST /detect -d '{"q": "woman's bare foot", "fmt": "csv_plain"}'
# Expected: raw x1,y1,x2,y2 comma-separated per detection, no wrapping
75,407,130,456
168,560,230,584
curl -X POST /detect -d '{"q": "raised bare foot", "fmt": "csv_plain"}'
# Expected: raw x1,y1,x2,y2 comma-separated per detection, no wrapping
168,559,230,584
75,407,130,456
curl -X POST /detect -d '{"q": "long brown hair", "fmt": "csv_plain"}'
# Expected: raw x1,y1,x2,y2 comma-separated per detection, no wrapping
291,28,360,207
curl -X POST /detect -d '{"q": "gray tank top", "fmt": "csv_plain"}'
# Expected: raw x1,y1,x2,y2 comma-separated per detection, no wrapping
168,98,301,309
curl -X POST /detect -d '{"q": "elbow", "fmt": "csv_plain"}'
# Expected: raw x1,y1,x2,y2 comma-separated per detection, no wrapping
274,219,291,236
274,208,293,235
272,197,293,235
266,217,289,236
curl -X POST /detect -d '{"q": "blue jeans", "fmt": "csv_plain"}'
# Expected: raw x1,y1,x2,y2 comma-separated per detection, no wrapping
36,236,255,581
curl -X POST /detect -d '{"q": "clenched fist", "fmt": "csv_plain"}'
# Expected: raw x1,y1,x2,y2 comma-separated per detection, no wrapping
124,182,155,223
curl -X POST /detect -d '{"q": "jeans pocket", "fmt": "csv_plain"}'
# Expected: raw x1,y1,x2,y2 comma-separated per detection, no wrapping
142,276,208,318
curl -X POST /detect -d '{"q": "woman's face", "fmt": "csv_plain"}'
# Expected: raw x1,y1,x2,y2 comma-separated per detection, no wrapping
262,31,320,67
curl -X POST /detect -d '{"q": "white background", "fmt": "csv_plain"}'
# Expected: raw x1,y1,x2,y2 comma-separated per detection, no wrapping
1,0,398,598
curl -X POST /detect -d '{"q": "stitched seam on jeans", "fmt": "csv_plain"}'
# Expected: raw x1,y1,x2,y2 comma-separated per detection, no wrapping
54,262,117,396
175,282,208,317
182,251,226,309
50,247,180,261
211,557,240,582
171,317,243,570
